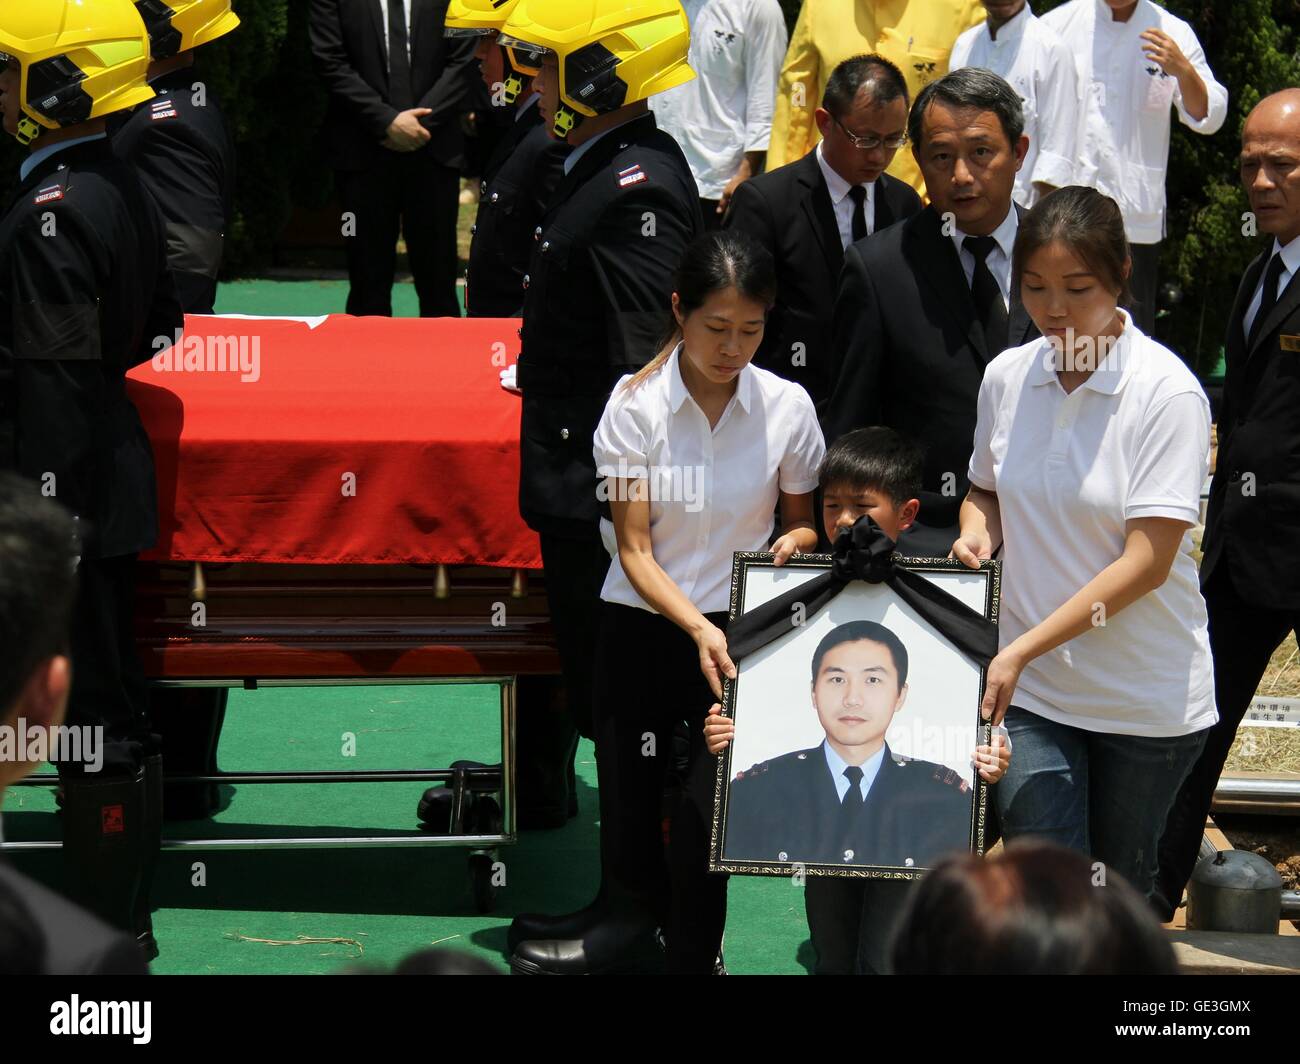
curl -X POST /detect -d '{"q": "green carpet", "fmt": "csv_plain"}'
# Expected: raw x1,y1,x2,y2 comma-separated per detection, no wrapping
0,277,815,975
5,684,812,974
212,278,465,318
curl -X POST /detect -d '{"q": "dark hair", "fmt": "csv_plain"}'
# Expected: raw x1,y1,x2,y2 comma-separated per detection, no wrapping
626,229,777,389
819,427,924,507
890,840,1178,975
907,67,1024,152
0,474,78,718
1013,185,1133,307
823,54,909,117
810,620,908,689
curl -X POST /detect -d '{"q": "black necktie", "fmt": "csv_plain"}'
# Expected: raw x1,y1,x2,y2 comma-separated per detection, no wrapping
387,0,414,111
964,234,1010,356
847,185,868,244
841,765,864,813
1248,252,1287,347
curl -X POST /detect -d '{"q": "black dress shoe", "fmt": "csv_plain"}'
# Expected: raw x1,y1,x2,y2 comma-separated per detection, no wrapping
507,900,603,953
509,917,658,975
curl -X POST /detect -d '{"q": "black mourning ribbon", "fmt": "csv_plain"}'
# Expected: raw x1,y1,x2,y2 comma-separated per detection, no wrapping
726,516,999,667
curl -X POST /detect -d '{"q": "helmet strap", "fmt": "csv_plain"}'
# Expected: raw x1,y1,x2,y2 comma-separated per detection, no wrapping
554,103,583,138
15,115,41,147
502,72,523,105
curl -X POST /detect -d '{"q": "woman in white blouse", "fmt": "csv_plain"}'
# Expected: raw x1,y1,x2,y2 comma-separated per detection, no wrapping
953,185,1216,904
509,230,825,976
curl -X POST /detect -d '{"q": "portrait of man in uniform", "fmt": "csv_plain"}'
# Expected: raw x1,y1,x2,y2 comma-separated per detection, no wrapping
722,620,972,870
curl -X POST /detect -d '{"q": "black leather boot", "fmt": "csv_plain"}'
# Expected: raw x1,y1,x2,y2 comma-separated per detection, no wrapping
509,909,660,975
60,766,149,936
507,892,606,954
133,752,165,960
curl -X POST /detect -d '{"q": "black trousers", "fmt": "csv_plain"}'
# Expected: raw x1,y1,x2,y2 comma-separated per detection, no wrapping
1154,565,1300,916
538,533,610,741
63,555,151,779
593,601,728,974
805,877,914,975
1128,241,1160,334
336,149,461,318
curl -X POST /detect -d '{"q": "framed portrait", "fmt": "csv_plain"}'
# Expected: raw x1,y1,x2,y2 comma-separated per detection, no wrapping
709,553,1000,879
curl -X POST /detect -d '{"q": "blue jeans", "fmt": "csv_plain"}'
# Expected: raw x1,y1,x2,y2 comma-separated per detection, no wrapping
996,707,1208,899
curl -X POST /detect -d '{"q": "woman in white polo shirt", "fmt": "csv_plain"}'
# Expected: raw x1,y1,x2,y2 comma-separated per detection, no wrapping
508,230,824,976
952,185,1215,902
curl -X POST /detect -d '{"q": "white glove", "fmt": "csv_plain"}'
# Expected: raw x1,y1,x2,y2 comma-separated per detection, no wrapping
499,363,521,395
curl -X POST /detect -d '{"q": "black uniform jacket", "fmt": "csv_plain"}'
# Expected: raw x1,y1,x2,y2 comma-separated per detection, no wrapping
465,98,570,318
109,69,236,314
723,741,973,869
516,110,701,539
822,204,1038,530
0,860,148,974
309,0,477,171
1200,248,1300,610
723,149,921,405
0,139,183,559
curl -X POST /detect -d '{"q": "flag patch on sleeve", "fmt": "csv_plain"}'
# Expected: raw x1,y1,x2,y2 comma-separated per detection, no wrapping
617,164,647,187
33,185,63,205
151,99,178,120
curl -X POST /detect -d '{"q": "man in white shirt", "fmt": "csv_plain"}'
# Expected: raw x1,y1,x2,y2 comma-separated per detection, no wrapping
1042,0,1227,332
651,0,787,226
949,1,1076,208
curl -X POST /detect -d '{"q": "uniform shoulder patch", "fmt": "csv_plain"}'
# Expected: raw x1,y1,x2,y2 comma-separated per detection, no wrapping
150,98,179,121
616,163,648,188
734,759,771,782
932,764,970,794
32,168,71,206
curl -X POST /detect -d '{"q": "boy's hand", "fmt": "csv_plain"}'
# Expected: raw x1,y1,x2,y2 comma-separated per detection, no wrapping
950,531,992,569
770,532,802,566
704,703,734,756
972,725,1012,783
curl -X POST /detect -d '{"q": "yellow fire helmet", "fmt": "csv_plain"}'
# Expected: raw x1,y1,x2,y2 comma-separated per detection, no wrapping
0,0,156,146
445,0,542,105
133,0,240,61
498,0,694,138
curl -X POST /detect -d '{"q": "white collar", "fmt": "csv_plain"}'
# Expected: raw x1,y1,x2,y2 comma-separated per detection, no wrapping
815,141,871,207
1026,308,1138,395
1095,0,1147,27
822,740,887,786
951,203,1019,263
986,2,1034,44
666,341,754,415
1268,233,1300,277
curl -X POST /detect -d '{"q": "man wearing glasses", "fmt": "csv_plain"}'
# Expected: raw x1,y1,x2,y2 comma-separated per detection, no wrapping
724,55,921,406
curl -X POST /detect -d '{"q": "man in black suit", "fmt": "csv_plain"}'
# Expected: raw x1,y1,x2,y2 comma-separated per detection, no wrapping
309,0,476,316
1154,89,1300,920
824,67,1037,557
724,54,921,407
723,621,971,870
0,476,148,975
